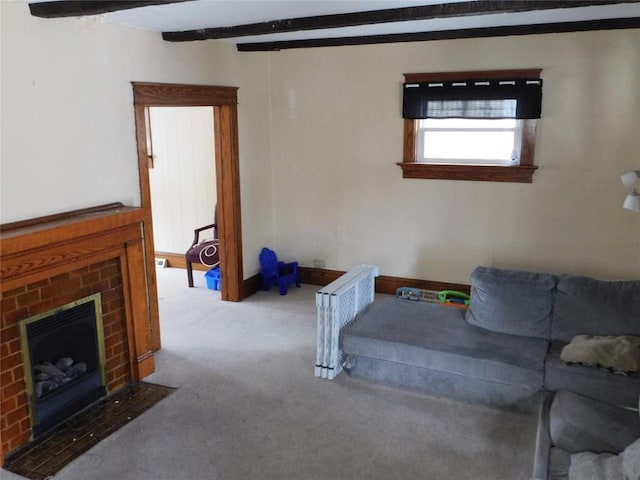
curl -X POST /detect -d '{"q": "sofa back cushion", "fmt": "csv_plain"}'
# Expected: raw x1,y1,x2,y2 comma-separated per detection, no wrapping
551,275,640,343
465,266,557,340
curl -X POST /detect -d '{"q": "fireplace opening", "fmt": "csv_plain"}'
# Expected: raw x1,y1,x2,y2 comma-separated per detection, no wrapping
19,294,107,438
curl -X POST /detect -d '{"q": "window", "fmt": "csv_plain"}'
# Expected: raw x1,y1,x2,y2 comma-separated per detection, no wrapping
398,70,542,183
417,118,522,165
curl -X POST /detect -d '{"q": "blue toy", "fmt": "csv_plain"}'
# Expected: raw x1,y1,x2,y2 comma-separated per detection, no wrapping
259,248,300,295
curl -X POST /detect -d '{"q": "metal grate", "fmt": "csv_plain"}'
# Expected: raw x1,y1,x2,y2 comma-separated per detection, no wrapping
26,301,95,337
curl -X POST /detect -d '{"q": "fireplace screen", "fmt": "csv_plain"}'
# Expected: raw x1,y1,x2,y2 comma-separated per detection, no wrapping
19,293,107,437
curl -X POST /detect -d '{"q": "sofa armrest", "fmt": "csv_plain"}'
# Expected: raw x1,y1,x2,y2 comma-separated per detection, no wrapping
532,389,555,480
549,390,640,454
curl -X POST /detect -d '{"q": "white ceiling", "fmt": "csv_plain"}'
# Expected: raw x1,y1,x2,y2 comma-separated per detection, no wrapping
100,0,640,46
25,0,640,47
99,0,640,43
106,0,445,33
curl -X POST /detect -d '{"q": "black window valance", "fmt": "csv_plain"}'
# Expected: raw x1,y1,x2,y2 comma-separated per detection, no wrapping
402,78,542,120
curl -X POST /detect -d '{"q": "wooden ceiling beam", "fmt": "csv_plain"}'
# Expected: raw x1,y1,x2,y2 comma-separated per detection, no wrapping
162,0,640,42
236,17,640,52
29,0,192,19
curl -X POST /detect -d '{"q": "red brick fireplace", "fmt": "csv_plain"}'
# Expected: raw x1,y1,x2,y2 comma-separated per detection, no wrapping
0,204,157,464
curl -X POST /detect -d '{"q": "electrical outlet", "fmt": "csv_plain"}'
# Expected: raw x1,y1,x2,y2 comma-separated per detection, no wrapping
313,259,325,268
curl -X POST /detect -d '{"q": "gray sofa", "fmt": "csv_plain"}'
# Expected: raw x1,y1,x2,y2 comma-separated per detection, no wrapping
533,389,640,480
342,267,640,411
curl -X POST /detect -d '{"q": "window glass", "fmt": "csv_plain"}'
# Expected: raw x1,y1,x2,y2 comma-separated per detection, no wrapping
418,118,521,165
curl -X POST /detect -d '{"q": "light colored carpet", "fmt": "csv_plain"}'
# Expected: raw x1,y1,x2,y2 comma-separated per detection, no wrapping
2,267,537,480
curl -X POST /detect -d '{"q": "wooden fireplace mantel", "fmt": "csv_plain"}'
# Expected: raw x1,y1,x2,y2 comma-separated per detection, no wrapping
0,203,156,380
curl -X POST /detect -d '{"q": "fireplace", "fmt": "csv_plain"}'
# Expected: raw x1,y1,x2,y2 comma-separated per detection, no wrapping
0,204,158,464
19,294,107,438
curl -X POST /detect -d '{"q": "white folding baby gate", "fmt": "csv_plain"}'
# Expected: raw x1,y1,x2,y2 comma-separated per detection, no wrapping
315,265,379,380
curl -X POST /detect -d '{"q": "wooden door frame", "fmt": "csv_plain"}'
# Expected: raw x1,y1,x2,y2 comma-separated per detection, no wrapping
132,82,244,350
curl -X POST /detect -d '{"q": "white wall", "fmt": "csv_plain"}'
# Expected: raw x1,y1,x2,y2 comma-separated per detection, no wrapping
0,3,274,277
149,107,216,253
2,1,638,283
268,30,640,282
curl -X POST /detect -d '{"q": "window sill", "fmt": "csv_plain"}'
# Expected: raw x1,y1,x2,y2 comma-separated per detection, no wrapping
396,163,538,183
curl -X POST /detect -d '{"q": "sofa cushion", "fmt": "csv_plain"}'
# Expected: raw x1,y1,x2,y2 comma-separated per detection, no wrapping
551,275,640,343
548,448,571,480
549,390,640,454
546,342,640,408
347,354,542,411
343,297,548,389
568,439,640,480
465,267,557,339
568,451,622,480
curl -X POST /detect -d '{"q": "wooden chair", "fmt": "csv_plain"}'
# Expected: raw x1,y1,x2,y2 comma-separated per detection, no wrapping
259,247,300,295
185,206,220,287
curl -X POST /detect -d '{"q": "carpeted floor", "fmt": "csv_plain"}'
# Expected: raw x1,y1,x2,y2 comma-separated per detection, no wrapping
2,267,537,480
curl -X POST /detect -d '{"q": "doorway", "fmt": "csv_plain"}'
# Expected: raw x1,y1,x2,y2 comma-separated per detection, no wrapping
132,82,244,351
147,106,217,261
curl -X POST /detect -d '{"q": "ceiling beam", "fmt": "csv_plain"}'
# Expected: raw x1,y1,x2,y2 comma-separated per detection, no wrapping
236,17,640,52
162,0,640,42
29,0,192,19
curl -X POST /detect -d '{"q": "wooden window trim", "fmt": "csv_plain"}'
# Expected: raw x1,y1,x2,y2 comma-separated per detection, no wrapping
404,69,541,83
399,69,541,183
